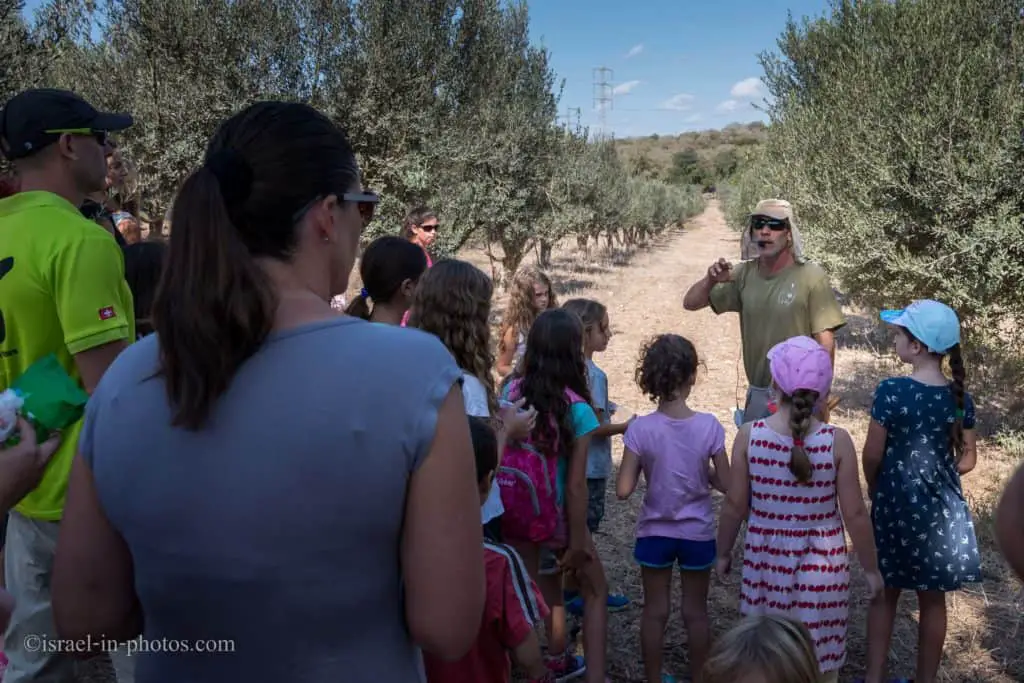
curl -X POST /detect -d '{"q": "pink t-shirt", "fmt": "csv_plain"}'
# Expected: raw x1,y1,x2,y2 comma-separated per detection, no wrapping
622,411,726,541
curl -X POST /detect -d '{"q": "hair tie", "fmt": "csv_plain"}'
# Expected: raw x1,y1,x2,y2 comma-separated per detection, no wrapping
360,288,369,299
792,438,804,448
205,148,253,208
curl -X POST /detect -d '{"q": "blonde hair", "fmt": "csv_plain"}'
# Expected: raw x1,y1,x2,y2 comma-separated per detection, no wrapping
498,266,557,355
704,615,821,683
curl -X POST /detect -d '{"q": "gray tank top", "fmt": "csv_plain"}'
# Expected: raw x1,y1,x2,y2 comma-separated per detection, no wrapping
79,317,461,683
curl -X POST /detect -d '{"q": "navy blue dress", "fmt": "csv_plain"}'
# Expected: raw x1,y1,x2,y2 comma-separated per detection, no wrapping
869,377,982,591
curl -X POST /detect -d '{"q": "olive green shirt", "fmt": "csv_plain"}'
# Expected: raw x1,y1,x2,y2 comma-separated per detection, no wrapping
709,260,845,388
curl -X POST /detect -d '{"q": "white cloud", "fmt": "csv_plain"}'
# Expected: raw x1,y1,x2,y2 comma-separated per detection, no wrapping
625,43,644,59
716,99,739,112
660,93,695,111
730,77,764,99
612,80,642,96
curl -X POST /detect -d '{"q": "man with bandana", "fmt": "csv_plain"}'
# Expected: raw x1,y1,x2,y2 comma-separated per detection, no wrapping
683,199,845,424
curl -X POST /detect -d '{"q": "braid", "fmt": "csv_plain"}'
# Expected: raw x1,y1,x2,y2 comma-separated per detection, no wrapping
788,389,818,484
948,343,966,464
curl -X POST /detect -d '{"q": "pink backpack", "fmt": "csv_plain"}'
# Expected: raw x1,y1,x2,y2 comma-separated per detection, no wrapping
497,380,586,546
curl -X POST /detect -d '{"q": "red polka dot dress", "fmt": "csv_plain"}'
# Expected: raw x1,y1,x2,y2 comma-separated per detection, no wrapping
741,420,849,674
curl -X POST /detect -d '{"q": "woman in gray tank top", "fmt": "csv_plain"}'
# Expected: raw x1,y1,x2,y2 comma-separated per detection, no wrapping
50,102,485,683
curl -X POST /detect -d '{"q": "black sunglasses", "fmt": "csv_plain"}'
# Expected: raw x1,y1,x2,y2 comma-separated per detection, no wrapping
418,221,439,233
750,215,789,232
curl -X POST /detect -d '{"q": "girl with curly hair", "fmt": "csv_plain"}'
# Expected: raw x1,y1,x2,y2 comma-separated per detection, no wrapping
407,259,535,537
496,266,557,378
616,334,729,683
499,308,608,683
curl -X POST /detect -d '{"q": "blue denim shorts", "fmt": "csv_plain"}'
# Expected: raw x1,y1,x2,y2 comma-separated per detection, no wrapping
634,536,716,571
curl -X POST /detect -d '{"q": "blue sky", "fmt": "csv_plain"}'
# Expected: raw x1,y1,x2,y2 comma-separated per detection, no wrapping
529,0,832,137
22,0,832,138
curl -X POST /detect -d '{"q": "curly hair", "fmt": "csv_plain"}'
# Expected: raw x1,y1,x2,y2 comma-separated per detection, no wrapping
636,334,699,403
498,265,557,355
408,259,497,415
519,309,592,461
780,388,817,484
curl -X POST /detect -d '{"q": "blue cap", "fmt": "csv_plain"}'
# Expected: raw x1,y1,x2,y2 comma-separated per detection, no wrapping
880,300,961,354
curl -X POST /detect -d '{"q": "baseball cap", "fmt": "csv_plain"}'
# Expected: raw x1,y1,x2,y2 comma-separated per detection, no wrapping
880,299,961,354
0,88,133,161
767,335,833,399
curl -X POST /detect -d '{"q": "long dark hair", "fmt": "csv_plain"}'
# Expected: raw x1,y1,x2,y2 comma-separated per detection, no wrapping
901,328,968,463
152,101,360,429
123,239,168,338
345,236,427,320
519,308,592,460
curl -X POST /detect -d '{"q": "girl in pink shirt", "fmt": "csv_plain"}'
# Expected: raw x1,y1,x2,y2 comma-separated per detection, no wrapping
616,334,729,683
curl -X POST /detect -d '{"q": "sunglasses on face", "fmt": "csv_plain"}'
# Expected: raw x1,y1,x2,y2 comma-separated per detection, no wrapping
418,222,439,233
45,128,109,147
343,191,379,226
750,215,789,232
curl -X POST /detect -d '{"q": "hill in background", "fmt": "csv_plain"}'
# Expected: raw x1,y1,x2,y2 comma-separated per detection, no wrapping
615,121,767,186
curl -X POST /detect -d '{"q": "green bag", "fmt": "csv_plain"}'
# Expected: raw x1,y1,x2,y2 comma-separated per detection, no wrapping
10,354,89,443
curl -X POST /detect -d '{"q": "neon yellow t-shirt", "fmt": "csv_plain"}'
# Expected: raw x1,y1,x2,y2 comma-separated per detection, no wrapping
0,191,135,520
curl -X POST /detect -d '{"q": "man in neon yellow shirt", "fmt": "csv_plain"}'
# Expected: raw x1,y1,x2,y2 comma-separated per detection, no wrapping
0,88,135,683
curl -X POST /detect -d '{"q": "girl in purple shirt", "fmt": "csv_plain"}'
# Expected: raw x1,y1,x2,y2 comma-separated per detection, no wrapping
616,334,729,683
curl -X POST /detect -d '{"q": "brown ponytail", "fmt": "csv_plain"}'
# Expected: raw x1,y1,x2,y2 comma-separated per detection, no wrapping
151,101,360,430
948,343,966,463
345,295,372,320
787,388,818,484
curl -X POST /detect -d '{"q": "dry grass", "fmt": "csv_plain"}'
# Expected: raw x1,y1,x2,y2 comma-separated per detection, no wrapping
451,201,1023,682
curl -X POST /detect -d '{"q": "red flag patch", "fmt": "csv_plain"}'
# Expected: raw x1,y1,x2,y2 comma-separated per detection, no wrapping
98,306,116,321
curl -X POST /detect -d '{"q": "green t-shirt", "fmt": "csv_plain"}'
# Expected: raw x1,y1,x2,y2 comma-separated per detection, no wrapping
0,191,135,520
709,260,844,388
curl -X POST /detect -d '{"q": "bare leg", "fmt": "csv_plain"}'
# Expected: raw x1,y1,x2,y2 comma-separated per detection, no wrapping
864,587,900,683
512,629,549,680
578,536,608,683
509,542,567,654
679,570,711,683
639,566,672,683
916,590,947,683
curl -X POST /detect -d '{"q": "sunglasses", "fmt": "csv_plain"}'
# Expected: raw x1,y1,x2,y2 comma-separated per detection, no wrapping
45,128,109,147
291,190,380,227
750,215,789,232
418,221,439,233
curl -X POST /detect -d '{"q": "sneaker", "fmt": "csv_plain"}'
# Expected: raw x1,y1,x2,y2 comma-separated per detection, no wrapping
544,651,586,682
565,593,630,617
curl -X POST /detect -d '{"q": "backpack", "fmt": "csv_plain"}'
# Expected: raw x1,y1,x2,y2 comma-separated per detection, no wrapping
497,380,586,546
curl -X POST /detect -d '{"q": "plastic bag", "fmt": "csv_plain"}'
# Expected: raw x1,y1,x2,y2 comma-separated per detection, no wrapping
0,390,23,443
10,354,88,443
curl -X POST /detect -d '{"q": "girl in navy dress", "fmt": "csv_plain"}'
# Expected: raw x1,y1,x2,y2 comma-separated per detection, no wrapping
862,300,981,683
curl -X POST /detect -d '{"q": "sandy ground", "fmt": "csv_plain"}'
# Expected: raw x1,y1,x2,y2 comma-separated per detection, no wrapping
460,200,1024,683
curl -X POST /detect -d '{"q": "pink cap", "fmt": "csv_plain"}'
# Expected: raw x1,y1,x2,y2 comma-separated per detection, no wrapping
767,335,833,399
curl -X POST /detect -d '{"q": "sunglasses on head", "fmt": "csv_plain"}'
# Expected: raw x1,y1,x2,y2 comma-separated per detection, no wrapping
45,127,109,147
750,215,789,231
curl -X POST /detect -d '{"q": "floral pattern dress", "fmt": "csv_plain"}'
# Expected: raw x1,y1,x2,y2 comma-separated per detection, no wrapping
869,377,982,591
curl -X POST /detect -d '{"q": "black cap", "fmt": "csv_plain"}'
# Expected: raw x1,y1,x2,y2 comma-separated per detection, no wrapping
0,88,133,161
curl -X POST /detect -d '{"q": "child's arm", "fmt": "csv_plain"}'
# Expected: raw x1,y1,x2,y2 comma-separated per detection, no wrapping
835,427,882,594
616,447,642,500
715,424,751,572
709,448,730,494
997,462,1024,581
958,428,978,475
862,419,887,493
499,549,551,680
590,419,629,439
496,327,519,378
